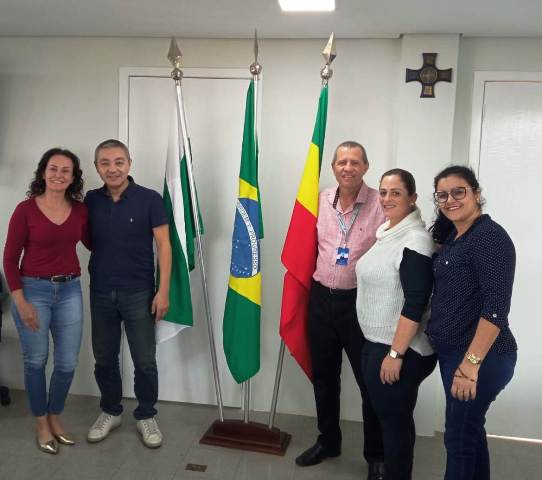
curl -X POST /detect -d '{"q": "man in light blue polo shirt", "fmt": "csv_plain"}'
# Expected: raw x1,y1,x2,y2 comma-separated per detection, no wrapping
85,139,171,448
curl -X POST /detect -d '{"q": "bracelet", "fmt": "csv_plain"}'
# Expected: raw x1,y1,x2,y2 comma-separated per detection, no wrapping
465,352,482,365
456,367,477,383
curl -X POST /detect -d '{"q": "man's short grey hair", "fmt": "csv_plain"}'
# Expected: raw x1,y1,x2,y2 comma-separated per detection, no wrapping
94,139,131,164
332,141,368,165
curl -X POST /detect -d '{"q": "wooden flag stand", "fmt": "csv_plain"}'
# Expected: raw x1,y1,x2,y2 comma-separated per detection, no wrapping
200,419,291,455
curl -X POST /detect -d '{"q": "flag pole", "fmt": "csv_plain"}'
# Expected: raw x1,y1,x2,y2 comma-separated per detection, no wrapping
168,37,225,422
267,33,336,430
199,32,289,455
242,29,262,425
267,340,285,429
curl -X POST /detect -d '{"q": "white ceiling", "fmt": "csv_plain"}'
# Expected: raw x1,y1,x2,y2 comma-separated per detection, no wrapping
1,0,542,38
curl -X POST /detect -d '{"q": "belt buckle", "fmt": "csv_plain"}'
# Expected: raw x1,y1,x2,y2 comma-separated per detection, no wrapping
50,275,68,283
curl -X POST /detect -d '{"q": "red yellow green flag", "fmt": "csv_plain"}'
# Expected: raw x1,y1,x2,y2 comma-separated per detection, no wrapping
279,85,328,379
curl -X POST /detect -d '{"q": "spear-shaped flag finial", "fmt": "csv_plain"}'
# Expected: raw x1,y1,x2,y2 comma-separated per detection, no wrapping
322,32,336,65
168,37,183,68
168,37,183,81
320,32,336,84
250,29,262,77
254,29,259,64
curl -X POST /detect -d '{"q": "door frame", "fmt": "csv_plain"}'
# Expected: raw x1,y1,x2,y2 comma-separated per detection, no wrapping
119,67,255,146
468,71,542,439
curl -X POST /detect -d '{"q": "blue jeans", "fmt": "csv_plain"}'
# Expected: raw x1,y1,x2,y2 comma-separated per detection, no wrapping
90,288,157,420
11,277,83,417
436,343,516,480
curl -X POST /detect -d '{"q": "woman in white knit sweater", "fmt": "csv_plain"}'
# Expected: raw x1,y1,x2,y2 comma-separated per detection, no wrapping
355,169,437,480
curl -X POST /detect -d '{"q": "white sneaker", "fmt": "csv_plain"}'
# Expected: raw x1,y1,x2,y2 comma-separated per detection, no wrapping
87,413,122,443
136,418,163,448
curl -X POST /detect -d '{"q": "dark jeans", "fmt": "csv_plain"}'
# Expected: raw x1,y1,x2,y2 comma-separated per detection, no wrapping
90,288,158,420
436,343,516,480
362,341,437,480
308,281,384,463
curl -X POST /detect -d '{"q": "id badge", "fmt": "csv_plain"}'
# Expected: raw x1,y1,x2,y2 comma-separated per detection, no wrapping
336,247,350,266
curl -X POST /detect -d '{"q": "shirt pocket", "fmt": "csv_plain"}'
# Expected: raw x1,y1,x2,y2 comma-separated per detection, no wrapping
351,218,377,254
434,248,472,283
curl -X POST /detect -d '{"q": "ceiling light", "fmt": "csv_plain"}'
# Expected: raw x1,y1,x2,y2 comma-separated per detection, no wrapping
279,0,335,12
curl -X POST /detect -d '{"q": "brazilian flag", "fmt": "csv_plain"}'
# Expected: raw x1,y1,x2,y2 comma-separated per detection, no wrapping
222,80,263,384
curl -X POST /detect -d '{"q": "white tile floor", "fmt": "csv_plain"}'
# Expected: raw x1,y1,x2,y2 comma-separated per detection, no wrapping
0,389,540,480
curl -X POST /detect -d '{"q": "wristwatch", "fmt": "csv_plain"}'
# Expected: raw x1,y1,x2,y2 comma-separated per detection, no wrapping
465,352,482,365
388,349,405,359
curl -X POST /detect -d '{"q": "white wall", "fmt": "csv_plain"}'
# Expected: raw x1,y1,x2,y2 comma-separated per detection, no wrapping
2,35,540,434
0,37,399,423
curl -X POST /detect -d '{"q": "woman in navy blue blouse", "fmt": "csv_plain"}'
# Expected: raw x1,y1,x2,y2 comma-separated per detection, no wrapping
427,166,517,480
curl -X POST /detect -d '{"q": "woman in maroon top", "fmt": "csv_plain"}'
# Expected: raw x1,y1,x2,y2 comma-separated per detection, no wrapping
3,148,88,454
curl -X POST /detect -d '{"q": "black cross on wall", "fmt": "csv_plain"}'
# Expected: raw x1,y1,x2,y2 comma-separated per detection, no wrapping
406,53,452,98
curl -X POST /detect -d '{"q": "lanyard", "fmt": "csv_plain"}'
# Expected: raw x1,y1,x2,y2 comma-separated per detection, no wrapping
333,188,361,244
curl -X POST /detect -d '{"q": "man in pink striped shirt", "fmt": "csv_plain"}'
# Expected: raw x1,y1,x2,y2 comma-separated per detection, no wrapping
296,141,386,480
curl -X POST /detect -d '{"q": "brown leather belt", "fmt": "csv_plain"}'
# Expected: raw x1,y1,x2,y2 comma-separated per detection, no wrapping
37,274,80,283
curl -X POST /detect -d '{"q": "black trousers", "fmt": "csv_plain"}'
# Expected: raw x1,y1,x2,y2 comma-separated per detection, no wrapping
361,340,437,480
308,281,384,463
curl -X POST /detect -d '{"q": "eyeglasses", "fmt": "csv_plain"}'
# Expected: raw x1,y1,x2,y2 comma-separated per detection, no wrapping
433,187,476,204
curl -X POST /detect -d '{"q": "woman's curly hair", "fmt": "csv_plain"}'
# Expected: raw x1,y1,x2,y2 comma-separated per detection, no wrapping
27,148,84,201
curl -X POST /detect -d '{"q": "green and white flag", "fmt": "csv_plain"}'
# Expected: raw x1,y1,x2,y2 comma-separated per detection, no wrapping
223,80,263,383
156,101,198,343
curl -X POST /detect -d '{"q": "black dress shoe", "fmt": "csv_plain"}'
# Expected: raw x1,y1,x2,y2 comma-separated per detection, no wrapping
367,462,385,480
295,442,341,467
0,386,10,406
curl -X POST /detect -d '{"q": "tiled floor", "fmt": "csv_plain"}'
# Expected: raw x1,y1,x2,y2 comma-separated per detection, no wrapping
0,389,540,480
